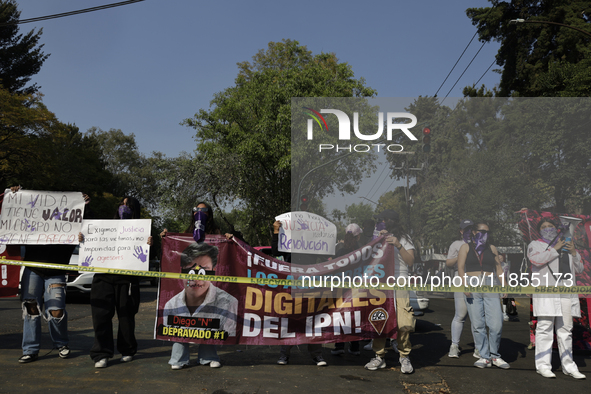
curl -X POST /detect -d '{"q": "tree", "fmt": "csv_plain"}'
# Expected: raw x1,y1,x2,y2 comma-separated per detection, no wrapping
0,0,49,94
182,39,376,245
466,0,591,97
85,127,166,213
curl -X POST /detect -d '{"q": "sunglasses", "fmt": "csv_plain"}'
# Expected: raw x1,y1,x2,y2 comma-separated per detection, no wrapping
192,207,208,212
181,264,215,276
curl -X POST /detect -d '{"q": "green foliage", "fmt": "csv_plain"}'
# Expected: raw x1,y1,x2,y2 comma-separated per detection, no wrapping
0,0,49,94
181,39,376,245
466,0,591,97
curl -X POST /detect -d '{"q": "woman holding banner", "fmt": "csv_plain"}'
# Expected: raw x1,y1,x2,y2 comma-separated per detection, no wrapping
90,197,152,368
457,222,509,370
161,202,227,369
527,218,585,379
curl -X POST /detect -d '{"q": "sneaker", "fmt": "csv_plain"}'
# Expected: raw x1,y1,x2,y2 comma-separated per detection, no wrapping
18,354,38,364
474,358,491,368
95,358,108,368
171,364,185,370
209,361,222,368
121,355,133,363
492,357,510,369
448,344,460,358
364,356,386,370
391,341,399,353
58,346,70,359
563,370,586,380
331,349,345,355
348,348,361,356
503,313,509,322
473,349,481,359
537,369,556,378
363,340,373,351
313,356,327,366
400,356,413,374
277,355,289,365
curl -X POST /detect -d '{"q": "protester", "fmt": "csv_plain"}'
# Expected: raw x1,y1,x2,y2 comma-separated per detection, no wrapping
527,218,585,379
272,218,327,366
161,202,227,369
88,197,152,368
457,222,509,369
365,209,415,374
163,242,238,370
331,223,362,356
445,219,477,359
15,186,89,363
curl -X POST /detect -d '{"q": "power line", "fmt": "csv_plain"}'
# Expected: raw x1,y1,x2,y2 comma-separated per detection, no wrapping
441,41,486,104
0,0,145,26
434,32,478,97
474,59,496,87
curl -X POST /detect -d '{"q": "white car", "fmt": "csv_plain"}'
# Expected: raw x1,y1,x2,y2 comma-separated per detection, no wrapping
66,246,94,294
410,291,429,316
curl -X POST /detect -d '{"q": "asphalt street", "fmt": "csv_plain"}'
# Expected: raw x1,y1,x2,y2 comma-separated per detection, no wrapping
0,286,589,394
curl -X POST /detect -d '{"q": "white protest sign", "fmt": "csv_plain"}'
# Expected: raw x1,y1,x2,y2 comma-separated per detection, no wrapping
275,211,336,255
79,219,151,271
0,189,85,245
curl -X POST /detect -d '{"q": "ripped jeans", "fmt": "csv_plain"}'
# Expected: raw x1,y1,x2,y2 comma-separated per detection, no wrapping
21,268,68,355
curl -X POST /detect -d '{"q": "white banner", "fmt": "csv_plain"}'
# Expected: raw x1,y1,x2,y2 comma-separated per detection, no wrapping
275,211,336,255
79,219,151,271
0,189,85,245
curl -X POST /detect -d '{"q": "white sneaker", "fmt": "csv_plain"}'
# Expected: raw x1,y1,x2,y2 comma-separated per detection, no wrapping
503,313,509,322
492,357,510,369
473,349,481,359
363,341,373,351
474,358,491,368
537,369,556,378
94,358,108,368
209,361,222,368
121,356,133,363
448,344,460,358
171,364,185,370
364,356,386,370
400,356,413,374
563,370,586,379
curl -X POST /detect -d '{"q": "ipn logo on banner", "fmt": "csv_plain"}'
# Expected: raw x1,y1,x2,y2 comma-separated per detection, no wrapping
303,108,417,153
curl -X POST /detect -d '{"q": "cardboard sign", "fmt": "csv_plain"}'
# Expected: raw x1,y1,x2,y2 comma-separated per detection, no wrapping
0,189,85,245
78,219,151,271
275,211,337,255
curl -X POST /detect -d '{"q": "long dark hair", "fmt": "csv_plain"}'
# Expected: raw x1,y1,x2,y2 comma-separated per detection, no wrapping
185,201,220,235
115,196,141,219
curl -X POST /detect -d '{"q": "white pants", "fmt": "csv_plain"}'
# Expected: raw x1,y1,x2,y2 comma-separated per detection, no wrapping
535,297,579,373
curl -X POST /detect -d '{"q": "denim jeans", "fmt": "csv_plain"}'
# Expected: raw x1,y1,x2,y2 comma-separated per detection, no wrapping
464,275,502,360
169,342,219,366
21,268,68,355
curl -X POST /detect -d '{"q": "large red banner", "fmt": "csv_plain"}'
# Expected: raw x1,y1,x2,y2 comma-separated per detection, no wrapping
154,234,397,345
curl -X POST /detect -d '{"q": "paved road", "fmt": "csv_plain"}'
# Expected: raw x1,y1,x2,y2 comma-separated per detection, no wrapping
0,287,589,393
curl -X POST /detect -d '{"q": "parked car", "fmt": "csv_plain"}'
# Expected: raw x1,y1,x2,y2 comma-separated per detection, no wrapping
410,291,429,316
66,246,94,294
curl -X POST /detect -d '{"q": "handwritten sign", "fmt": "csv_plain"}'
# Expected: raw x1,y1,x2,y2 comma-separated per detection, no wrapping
275,211,336,255
79,219,151,271
0,189,85,245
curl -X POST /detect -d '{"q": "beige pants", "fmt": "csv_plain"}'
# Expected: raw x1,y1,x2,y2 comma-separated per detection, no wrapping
373,291,415,358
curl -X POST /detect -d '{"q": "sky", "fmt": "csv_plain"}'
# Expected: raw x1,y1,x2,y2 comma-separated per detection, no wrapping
13,0,502,215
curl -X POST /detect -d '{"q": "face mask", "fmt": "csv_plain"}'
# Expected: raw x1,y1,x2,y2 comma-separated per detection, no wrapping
462,229,472,243
472,231,488,255
193,211,207,243
118,205,132,219
540,227,558,243
373,222,386,240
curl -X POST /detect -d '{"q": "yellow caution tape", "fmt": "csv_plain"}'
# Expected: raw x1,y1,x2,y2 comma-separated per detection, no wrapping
2,259,591,294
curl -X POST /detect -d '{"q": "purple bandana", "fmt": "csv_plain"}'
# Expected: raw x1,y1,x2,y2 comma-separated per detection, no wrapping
193,211,207,243
472,232,488,255
118,205,132,219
